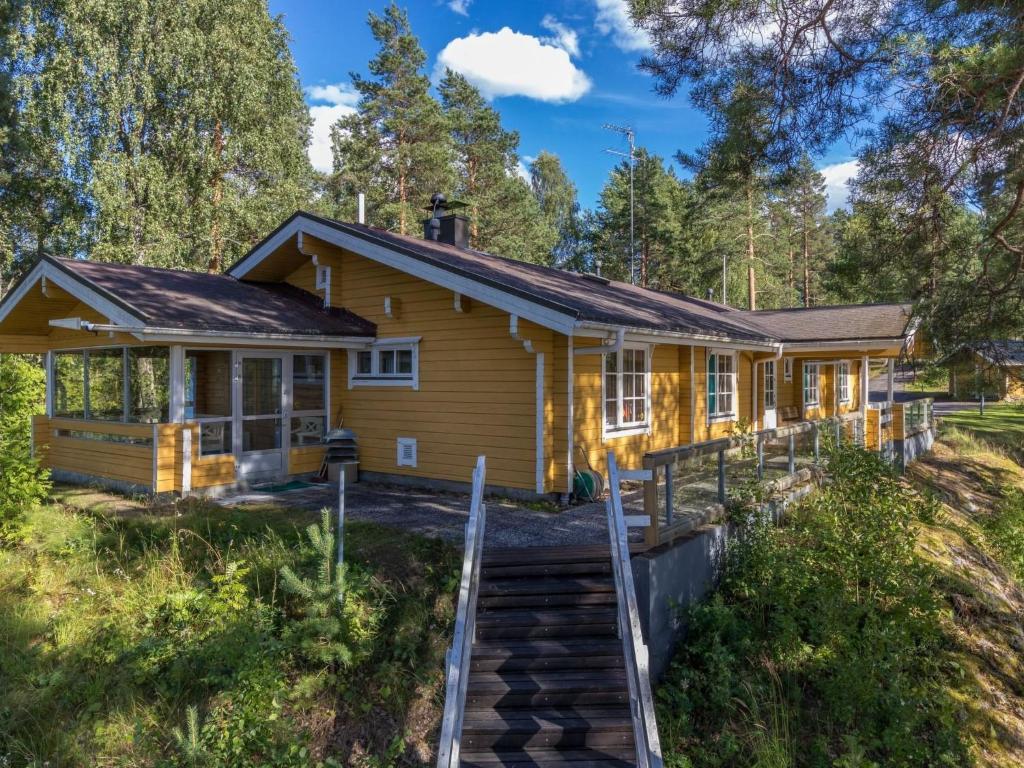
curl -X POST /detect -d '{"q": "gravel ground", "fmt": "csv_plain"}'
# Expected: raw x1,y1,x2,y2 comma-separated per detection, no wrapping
217,481,645,548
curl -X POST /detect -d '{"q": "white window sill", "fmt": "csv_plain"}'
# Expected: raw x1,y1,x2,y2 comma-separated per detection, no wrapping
349,377,417,389
804,401,820,407
707,413,736,424
603,424,651,441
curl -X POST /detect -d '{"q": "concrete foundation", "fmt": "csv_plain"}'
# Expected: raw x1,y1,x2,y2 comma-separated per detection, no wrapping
895,429,934,472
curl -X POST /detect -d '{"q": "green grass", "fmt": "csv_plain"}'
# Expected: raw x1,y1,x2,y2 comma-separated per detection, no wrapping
0,489,458,767
940,402,1024,460
904,364,949,393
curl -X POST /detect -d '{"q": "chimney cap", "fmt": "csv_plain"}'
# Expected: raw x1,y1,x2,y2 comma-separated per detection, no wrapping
423,194,468,213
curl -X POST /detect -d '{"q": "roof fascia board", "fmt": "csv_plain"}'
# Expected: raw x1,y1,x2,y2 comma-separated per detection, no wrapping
782,338,907,351
0,259,144,328
574,321,778,351
134,327,372,349
230,216,578,336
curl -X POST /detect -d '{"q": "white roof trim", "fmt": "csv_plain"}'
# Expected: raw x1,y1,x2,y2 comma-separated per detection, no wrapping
229,216,579,336
0,260,144,329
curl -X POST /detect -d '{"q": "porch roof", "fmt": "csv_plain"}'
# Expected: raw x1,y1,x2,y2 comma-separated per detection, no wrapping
14,256,376,339
732,303,915,344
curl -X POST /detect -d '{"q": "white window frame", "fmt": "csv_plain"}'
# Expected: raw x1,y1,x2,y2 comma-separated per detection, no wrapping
838,360,851,403
602,343,651,439
784,357,793,382
290,353,329,447
803,362,820,406
764,359,777,410
707,349,738,422
348,337,420,389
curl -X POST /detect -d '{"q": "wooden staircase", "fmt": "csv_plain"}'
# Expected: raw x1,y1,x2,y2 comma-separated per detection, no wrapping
437,454,661,768
460,545,635,767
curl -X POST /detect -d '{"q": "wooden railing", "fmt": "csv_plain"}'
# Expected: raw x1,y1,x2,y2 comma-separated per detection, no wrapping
437,455,487,768
894,397,933,439
640,413,865,548
606,452,663,768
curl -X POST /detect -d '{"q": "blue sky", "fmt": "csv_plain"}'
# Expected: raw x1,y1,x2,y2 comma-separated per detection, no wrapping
269,0,860,211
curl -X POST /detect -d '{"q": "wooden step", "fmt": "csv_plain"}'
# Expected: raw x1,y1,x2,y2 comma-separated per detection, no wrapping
479,577,615,596
472,639,626,661
460,746,637,768
482,561,612,580
466,689,631,710
471,653,624,673
477,608,618,629
479,591,618,610
462,725,634,751
477,622,618,640
481,546,614,567
467,670,627,695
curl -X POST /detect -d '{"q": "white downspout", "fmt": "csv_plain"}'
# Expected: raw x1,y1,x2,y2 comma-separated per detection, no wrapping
573,327,625,356
511,315,546,495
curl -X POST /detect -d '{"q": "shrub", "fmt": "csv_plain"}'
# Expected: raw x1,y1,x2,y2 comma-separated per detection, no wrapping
0,354,48,536
981,487,1024,584
658,445,969,768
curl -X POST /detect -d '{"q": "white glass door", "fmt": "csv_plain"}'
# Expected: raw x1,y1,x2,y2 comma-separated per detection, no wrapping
763,360,778,429
235,354,284,481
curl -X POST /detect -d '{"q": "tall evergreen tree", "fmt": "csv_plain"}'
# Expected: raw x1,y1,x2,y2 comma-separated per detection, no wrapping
592,148,681,288
5,0,313,272
530,151,583,268
330,3,453,235
438,70,554,263
779,155,833,307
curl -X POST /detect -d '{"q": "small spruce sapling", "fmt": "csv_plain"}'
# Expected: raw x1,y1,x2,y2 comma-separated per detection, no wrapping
279,508,352,668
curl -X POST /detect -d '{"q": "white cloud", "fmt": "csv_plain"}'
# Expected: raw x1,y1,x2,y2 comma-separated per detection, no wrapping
541,15,580,58
304,83,360,173
515,159,532,183
436,28,592,103
448,0,471,16
819,159,860,212
593,0,651,52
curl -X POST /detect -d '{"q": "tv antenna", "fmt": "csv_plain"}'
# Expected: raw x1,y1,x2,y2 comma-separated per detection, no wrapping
603,123,636,285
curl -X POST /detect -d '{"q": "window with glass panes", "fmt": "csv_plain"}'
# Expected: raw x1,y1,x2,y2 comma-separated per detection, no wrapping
764,359,777,409
838,361,851,402
603,346,649,430
803,363,820,405
352,342,416,385
707,351,736,418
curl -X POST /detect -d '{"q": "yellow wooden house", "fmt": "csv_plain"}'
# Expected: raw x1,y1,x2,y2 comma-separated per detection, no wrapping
0,205,915,500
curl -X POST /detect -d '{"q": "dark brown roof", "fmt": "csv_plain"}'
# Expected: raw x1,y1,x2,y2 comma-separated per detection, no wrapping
970,340,1024,366
733,304,914,343
278,214,775,343
52,257,375,337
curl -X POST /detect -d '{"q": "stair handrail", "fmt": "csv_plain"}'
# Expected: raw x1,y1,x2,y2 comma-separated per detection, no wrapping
437,455,487,768
606,451,664,768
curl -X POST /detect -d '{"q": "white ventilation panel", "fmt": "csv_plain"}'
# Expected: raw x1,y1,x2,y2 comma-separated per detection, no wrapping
397,437,417,468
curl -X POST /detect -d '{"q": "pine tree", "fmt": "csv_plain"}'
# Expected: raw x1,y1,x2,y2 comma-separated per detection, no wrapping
530,151,583,268
780,155,832,307
439,69,554,263
592,148,682,287
330,3,453,235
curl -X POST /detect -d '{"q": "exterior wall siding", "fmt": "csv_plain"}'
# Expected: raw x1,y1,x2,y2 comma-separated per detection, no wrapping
290,242,545,493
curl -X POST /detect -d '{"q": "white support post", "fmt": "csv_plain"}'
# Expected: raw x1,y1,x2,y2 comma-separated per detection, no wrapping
44,350,54,417
535,352,545,495
169,345,186,423
752,359,759,431
181,427,192,494
887,358,896,404
861,355,869,416
337,469,345,602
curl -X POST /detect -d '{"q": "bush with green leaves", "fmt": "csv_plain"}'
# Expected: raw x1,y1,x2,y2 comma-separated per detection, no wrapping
0,354,48,535
658,445,969,768
981,487,1024,584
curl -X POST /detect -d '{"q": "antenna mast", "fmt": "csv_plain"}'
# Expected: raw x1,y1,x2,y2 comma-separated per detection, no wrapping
603,123,636,285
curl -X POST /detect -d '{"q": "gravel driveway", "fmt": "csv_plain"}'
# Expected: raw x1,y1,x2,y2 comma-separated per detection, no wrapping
218,481,645,548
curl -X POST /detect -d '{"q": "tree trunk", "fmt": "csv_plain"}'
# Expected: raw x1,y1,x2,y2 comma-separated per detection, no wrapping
746,185,756,311
208,120,225,274
398,128,407,235
802,216,811,307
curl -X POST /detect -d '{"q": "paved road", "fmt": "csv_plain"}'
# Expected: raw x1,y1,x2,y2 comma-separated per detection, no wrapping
869,364,976,414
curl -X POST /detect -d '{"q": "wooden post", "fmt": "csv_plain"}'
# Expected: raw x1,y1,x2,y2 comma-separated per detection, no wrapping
336,469,345,600
717,450,726,504
788,434,796,474
756,435,765,480
643,456,659,548
664,463,674,526
813,425,820,463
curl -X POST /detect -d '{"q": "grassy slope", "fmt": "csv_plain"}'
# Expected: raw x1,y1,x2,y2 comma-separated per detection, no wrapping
0,489,458,767
908,414,1024,767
